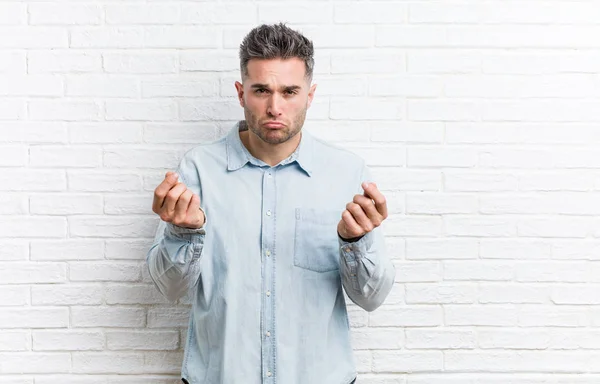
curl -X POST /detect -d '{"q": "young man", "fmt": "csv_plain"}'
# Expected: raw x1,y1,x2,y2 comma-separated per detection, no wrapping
147,23,396,384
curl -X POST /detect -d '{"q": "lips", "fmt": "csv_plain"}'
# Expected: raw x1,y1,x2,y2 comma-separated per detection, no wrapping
263,122,285,128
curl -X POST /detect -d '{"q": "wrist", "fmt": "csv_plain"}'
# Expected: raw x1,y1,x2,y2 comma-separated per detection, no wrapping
338,231,364,243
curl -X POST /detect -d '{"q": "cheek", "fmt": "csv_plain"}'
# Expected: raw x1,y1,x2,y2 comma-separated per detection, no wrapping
244,95,262,110
286,96,304,108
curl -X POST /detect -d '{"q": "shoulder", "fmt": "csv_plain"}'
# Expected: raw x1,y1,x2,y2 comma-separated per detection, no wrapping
181,134,228,162
309,131,366,171
174,133,228,186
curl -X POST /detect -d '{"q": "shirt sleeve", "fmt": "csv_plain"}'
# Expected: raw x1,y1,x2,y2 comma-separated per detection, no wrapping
338,163,396,312
146,219,207,302
145,157,207,303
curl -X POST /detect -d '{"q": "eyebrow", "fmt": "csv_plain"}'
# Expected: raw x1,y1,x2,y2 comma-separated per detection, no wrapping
250,83,301,92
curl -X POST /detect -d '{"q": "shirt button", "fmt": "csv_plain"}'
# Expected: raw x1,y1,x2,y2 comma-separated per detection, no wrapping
267,371,272,377
266,291,271,297
266,331,271,337
266,210,271,216
266,250,271,257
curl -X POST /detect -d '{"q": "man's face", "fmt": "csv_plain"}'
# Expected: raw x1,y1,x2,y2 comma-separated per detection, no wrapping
235,58,317,145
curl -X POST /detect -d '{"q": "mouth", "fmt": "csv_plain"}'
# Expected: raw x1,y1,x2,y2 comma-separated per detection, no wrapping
262,122,286,129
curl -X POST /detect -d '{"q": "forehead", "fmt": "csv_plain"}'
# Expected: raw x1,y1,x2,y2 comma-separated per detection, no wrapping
245,57,307,83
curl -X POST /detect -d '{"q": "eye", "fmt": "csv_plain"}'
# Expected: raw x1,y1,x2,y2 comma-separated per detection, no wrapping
255,88,268,94
285,90,297,95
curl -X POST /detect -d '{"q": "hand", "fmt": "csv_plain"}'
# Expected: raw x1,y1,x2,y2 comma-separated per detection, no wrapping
337,182,388,241
152,171,205,229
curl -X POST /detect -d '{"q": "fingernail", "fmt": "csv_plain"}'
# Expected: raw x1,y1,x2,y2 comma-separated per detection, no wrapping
173,172,179,179
363,182,370,189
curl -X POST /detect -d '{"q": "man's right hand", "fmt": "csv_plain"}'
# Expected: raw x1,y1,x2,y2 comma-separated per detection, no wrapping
152,171,205,229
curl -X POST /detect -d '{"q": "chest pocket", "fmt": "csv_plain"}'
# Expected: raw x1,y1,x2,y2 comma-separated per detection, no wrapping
293,208,341,273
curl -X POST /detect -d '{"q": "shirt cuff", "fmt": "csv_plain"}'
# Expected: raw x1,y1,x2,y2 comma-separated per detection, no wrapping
166,222,206,243
338,231,374,263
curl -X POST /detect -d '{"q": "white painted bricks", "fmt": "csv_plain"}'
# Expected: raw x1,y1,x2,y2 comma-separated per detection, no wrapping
2,1,600,382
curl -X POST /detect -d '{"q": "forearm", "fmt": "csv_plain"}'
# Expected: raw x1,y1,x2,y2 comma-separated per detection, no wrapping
146,220,206,302
338,227,395,312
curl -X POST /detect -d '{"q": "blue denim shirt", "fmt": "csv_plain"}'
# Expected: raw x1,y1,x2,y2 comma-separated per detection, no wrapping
146,121,396,384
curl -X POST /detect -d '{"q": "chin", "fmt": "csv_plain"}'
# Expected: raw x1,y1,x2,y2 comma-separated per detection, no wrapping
261,129,292,144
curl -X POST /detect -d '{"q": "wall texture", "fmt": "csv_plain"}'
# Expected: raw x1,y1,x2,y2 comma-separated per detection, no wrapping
2,1,600,383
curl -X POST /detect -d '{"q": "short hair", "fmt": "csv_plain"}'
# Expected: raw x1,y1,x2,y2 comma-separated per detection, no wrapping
239,23,315,82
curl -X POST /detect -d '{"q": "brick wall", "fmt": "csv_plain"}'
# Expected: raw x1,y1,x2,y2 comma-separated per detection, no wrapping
2,2,600,383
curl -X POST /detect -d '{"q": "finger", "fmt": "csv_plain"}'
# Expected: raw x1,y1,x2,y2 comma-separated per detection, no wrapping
346,202,374,233
173,189,193,225
152,172,179,213
362,182,388,219
353,194,383,227
164,182,187,214
341,209,363,238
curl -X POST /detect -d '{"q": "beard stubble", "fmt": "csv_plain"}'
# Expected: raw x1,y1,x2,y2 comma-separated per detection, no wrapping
243,106,308,145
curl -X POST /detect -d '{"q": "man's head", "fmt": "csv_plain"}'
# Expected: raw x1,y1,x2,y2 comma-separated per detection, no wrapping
235,23,317,145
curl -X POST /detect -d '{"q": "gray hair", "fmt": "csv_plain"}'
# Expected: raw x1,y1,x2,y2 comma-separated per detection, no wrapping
239,23,315,82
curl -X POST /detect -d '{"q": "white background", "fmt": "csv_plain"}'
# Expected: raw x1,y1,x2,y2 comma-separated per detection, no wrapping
2,1,600,383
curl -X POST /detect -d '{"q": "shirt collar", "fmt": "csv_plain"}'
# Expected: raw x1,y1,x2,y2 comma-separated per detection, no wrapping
226,120,313,176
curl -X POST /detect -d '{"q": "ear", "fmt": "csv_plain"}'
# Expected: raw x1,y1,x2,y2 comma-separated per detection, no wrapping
234,81,245,107
307,83,317,108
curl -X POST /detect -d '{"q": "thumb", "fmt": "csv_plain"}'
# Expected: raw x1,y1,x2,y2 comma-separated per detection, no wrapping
362,182,371,197
165,171,179,185
189,194,205,226
362,181,378,197
189,193,200,210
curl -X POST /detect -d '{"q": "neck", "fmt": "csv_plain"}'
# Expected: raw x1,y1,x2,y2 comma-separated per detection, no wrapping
240,129,301,167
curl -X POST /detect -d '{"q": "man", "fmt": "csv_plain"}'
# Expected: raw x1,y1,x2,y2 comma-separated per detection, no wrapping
147,23,396,384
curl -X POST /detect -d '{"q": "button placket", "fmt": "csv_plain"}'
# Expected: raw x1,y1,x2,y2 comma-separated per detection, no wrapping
261,167,277,382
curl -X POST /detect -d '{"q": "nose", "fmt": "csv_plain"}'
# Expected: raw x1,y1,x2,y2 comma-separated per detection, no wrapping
266,94,283,117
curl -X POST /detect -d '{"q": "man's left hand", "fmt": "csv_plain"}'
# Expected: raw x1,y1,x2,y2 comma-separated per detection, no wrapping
337,182,388,242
